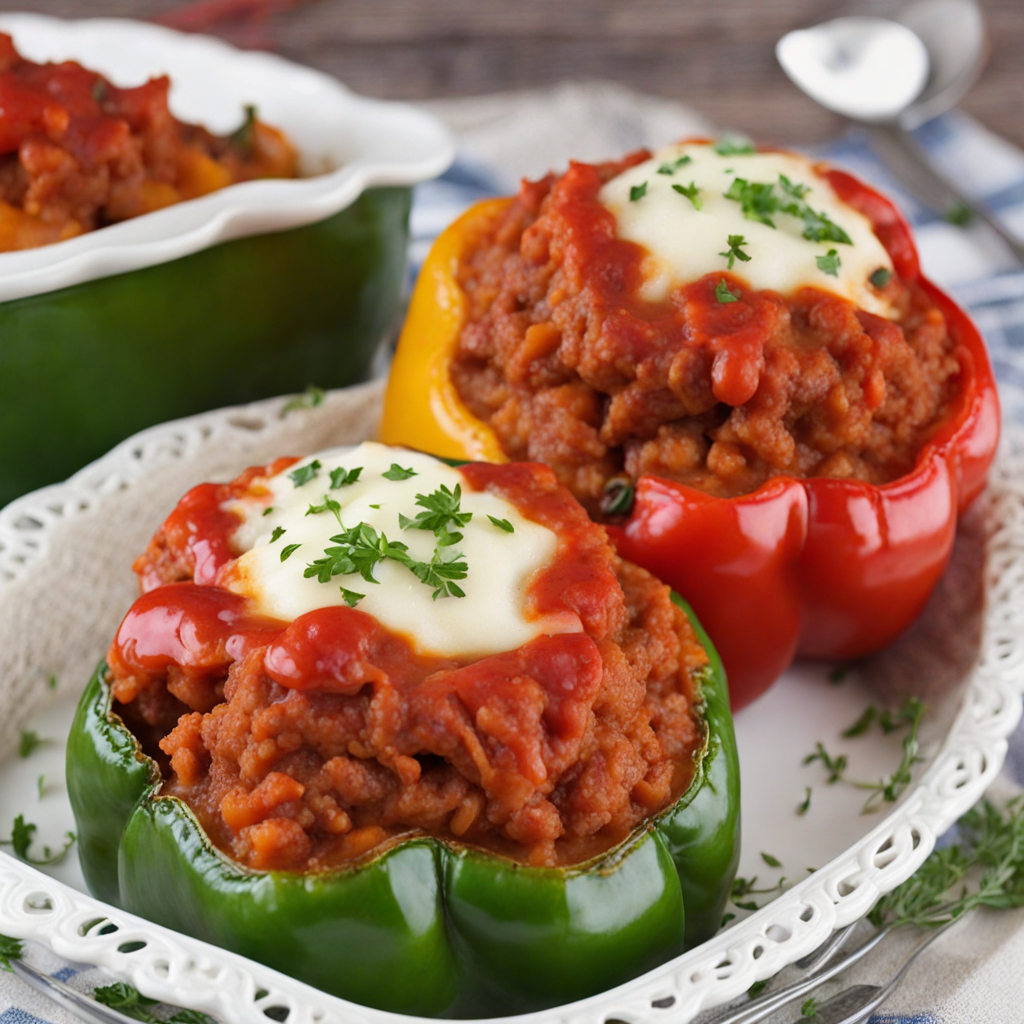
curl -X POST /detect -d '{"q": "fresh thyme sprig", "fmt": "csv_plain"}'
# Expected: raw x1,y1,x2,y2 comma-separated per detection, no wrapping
803,697,926,812
869,795,1024,930
729,872,789,912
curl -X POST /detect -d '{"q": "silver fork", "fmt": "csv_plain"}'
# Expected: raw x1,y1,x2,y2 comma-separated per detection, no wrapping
784,916,959,1024
700,915,958,1024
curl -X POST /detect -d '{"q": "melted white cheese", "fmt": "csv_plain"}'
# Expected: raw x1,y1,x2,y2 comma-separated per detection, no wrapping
599,143,895,317
224,442,580,659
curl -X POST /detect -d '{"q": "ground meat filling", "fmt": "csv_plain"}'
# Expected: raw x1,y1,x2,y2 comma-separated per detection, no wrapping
450,156,961,510
0,33,297,250
109,460,706,871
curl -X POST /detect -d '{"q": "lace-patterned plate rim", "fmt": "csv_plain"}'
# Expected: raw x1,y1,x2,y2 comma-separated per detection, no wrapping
0,384,1021,1024
0,13,454,304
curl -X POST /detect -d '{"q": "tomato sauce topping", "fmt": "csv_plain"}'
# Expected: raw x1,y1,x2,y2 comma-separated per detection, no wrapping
0,33,298,251
109,456,706,870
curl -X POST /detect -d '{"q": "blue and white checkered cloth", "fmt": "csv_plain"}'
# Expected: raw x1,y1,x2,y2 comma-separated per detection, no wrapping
4,83,1024,1024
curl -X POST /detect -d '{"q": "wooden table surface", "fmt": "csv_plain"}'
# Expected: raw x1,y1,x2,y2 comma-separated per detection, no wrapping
11,0,1024,148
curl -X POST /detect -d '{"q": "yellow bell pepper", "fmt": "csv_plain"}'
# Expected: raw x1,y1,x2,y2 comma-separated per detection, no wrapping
380,198,509,461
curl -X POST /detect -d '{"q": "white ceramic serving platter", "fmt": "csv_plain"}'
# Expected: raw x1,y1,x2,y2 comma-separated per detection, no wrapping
0,14,454,303
0,382,1022,1024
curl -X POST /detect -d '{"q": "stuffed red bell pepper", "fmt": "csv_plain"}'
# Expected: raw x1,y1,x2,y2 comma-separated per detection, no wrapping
379,141,999,709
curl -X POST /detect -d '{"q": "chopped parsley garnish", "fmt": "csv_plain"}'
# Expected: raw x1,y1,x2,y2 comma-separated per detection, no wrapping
656,154,692,175
760,851,782,868
798,786,812,816
724,175,852,244
306,494,344,526
340,588,365,608
288,460,321,488
747,981,768,999
280,543,301,562
36,775,46,801
945,201,973,226
0,814,75,866
399,483,473,538
305,522,401,585
330,466,362,488
816,248,841,276
714,135,756,156
280,385,325,417
801,996,819,1019
382,463,417,481
18,731,46,759
304,521,468,601
715,279,740,303
270,526,286,543
725,177,778,227
403,545,469,600
487,515,515,533
629,181,648,202
718,234,751,269
0,934,22,972
671,181,702,209
262,506,274,517
46,674,57,691
870,267,892,289
778,173,811,200
801,205,853,244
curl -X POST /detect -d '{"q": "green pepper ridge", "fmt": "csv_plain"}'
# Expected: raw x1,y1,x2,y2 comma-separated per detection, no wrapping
66,595,739,1018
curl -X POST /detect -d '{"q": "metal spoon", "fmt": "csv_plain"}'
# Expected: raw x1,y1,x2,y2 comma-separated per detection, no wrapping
777,1,1024,263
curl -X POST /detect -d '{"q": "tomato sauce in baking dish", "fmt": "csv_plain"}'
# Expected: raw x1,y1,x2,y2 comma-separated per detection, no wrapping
450,142,960,511
106,444,708,871
0,32,297,250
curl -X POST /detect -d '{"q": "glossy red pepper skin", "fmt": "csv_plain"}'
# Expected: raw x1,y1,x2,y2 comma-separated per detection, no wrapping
380,170,999,711
610,171,999,708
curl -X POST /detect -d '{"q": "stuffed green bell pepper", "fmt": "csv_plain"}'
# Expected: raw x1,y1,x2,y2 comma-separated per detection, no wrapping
67,442,740,1018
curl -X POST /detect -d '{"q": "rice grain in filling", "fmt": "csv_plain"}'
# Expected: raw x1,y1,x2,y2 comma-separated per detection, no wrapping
449,146,961,511
107,454,707,871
